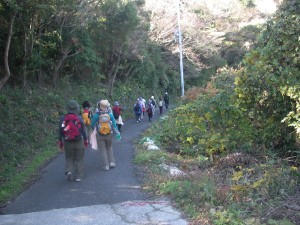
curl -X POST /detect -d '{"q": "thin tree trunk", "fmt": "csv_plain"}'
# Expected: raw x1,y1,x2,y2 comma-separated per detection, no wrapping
21,20,34,89
52,54,67,85
109,65,119,98
0,11,16,91
108,49,121,97
52,46,83,85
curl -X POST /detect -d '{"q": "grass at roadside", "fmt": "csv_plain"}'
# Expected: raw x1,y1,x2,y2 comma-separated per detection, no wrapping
134,117,300,225
0,147,58,205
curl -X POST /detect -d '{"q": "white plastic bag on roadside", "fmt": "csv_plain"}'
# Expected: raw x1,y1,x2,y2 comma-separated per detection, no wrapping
90,127,98,150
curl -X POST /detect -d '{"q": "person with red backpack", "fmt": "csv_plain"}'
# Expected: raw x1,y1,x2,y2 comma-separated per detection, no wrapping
58,100,88,182
112,101,123,132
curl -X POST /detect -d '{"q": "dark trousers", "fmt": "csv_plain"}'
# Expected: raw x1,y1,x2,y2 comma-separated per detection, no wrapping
148,112,153,121
159,106,163,115
165,101,169,109
117,124,122,132
64,139,85,179
135,114,141,121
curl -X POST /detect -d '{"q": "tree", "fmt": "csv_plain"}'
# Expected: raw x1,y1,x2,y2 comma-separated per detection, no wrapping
0,2,17,91
92,0,139,96
235,0,300,154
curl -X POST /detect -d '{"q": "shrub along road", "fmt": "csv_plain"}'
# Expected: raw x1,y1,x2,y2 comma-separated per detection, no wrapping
0,107,189,225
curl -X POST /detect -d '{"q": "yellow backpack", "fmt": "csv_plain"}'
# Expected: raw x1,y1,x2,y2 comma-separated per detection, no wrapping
97,113,112,135
82,111,91,126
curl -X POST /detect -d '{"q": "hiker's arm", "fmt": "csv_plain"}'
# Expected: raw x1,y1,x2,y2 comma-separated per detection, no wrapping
109,113,120,134
57,116,64,150
91,114,99,129
79,116,87,141
58,116,64,141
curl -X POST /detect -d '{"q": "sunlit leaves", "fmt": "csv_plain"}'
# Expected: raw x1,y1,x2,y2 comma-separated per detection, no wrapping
153,67,254,157
235,0,300,154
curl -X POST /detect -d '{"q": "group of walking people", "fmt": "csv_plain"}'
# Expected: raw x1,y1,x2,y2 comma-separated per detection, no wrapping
57,92,170,182
57,99,122,182
133,92,170,122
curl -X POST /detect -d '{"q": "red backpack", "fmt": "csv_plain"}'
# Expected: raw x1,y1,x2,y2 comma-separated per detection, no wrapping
62,114,82,141
112,106,120,120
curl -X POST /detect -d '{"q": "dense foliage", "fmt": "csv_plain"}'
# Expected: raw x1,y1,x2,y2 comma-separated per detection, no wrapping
148,0,300,162
236,0,300,156
135,2,300,223
153,68,255,158
0,0,179,95
0,0,274,94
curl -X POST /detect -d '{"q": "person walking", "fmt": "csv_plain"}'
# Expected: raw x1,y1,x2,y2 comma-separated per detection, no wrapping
158,98,163,115
164,92,169,109
146,99,154,121
96,100,112,114
142,97,146,118
91,100,121,171
107,102,113,114
139,97,146,119
58,100,88,182
112,101,124,132
150,96,157,115
133,99,142,122
82,100,92,143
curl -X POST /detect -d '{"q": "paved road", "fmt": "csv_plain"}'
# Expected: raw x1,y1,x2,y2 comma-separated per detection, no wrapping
0,107,189,225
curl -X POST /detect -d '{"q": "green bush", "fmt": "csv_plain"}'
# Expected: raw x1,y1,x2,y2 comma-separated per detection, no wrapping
152,68,254,158
235,0,300,156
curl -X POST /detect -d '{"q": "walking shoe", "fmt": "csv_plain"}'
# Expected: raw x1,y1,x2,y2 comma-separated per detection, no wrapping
66,172,72,181
104,166,109,171
75,178,81,182
110,162,116,168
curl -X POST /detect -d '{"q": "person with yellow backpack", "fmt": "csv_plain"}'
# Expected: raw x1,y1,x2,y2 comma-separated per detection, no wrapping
91,100,121,171
82,101,92,143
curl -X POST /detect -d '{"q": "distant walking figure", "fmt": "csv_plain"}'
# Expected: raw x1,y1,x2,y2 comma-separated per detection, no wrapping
158,98,163,115
133,99,142,122
164,92,169,109
150,96,157,115
146,99,154,121
112,101,124,132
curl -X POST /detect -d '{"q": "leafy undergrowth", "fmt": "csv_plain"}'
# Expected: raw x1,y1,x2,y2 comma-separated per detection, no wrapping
135,136,300,225
134,75,300,224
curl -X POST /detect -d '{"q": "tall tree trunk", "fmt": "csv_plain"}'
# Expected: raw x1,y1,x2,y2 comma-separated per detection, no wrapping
52,54,67,85
21,20,35,89
108,49,121,97
0,11,16,91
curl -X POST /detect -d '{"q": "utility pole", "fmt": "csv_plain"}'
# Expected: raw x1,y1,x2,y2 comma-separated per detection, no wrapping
177,0,184,97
